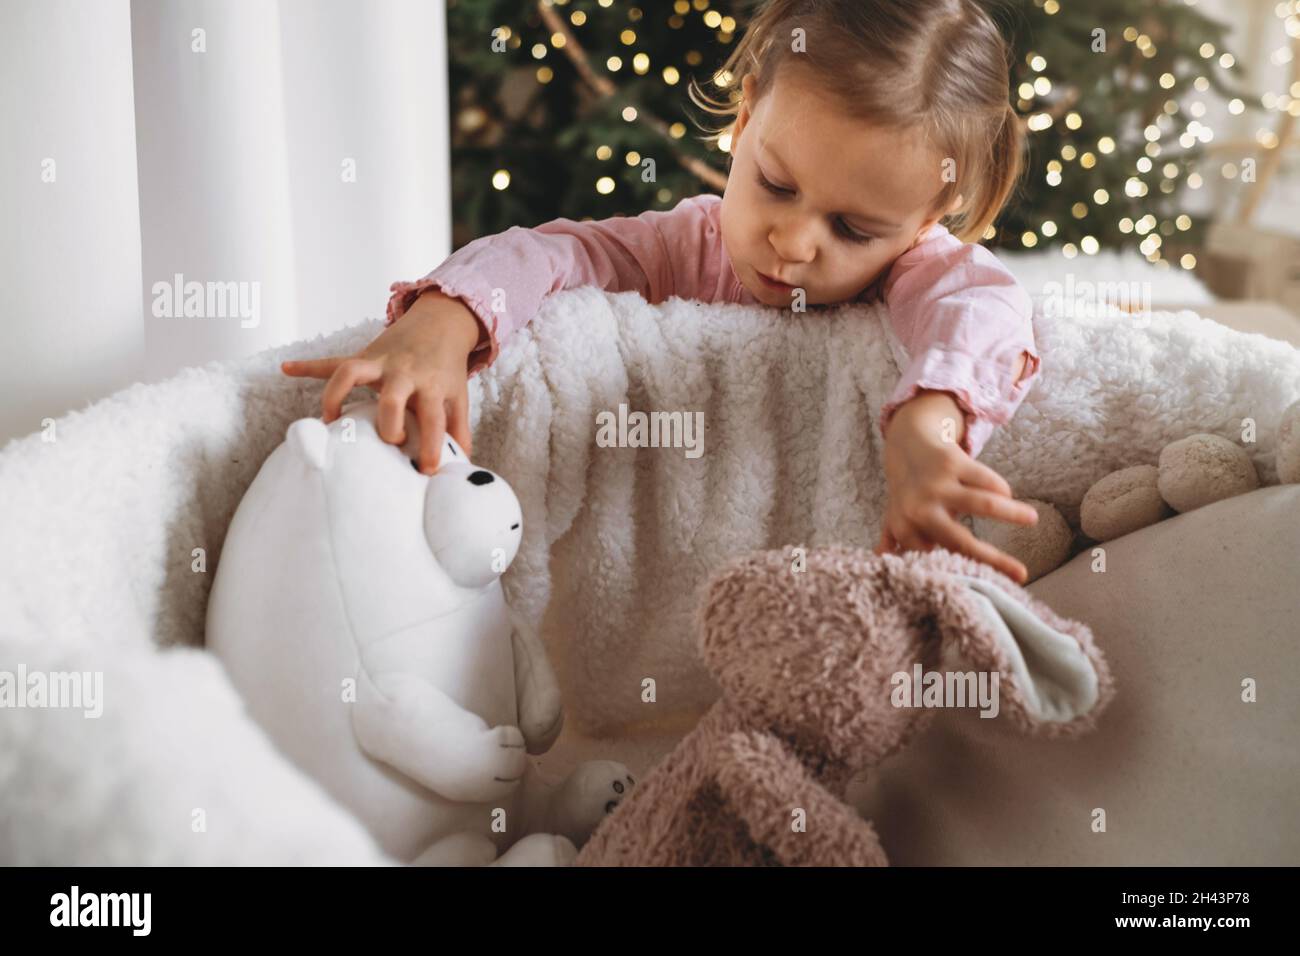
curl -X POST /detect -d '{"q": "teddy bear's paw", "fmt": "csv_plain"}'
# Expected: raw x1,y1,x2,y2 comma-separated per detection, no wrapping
551,760,636,847
490,833,578,867
408,832,499,867
459,724,529,803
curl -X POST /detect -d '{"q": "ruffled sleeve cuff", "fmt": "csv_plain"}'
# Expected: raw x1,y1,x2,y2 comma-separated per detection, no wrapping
879,343,1040,459
385,273,499,378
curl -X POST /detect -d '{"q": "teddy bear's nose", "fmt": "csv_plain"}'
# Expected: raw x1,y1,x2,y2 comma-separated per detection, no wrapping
467,470,495,485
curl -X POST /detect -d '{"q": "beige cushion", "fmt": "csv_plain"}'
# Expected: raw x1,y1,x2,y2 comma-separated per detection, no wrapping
850,482,1300,865
1160,300,1300,349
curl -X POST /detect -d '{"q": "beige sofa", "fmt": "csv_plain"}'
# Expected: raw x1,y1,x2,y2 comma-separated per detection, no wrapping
537,482,1300,865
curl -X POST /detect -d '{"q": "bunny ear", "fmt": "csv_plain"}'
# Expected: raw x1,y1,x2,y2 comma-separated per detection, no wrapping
939,573,1107,732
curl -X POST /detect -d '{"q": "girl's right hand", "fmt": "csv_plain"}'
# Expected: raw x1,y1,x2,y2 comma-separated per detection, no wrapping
280,290,484,474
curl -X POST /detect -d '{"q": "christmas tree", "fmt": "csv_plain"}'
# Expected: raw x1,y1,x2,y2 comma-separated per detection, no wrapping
446,0,1253,268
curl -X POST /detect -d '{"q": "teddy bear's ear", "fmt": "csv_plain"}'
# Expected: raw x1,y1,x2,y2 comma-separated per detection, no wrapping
286,417,331,472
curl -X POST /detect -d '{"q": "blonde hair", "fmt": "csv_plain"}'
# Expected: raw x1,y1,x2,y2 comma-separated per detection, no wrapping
688,0,1024,242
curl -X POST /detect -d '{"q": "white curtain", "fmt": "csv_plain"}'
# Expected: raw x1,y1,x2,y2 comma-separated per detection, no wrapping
0,0,451,445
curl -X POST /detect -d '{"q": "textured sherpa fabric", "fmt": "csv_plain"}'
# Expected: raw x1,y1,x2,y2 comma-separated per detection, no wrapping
468,289,1297,734
574,545,1114,866
0,287,1293,864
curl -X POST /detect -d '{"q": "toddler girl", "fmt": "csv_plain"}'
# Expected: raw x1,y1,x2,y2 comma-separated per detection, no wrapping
283,0,1042,583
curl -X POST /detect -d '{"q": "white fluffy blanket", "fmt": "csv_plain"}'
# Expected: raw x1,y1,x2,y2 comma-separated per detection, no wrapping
1,287,1297,863
472,288,1300,733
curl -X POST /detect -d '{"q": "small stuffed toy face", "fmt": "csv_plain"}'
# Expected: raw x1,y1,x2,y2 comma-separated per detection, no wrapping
395,413,523,590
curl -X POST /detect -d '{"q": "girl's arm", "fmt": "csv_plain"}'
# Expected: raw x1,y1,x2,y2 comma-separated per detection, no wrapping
386,196,717,378
878,227,1041,459
900,352,1029,451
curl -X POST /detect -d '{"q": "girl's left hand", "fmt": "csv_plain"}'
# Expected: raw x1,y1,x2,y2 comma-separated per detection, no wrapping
875,414,1038,584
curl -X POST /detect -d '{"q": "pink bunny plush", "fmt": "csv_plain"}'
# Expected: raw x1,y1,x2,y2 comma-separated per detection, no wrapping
576,545,1115,866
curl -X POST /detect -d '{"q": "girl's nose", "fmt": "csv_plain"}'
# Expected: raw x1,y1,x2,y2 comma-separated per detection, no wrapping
768,216,816,265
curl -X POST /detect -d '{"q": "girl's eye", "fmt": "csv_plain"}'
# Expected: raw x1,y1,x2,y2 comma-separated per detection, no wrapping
835,219,875,245
756,171,791,195
757,172,874,245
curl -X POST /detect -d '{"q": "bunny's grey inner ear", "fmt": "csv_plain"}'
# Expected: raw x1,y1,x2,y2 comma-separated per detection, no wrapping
943,574,1099,723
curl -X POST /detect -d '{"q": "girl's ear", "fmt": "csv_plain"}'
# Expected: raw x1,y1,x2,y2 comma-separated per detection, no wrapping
910,194,966,249
734,75,756,142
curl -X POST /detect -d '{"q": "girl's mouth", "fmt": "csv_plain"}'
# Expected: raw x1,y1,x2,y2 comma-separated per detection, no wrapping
756,270,795,293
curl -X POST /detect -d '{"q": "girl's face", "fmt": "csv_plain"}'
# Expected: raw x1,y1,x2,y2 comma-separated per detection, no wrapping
722,64,953,306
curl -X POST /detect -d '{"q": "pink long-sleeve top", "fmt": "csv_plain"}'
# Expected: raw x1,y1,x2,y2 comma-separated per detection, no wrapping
385,194,1041,459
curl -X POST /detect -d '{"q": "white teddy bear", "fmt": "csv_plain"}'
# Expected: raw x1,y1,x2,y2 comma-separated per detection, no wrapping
206,399,633,865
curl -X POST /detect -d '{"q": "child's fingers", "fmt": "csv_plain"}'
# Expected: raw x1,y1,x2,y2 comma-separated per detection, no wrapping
959,459,1013,499
414,391,447,475
375,377,416,445
320,359,384,422
922,513,1028,583
280,357,343,380
893,523,937,554
948,489,1038,526
448,392,473,460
